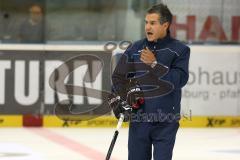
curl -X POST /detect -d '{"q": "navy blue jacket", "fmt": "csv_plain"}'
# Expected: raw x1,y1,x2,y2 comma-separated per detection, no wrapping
112,34,190,120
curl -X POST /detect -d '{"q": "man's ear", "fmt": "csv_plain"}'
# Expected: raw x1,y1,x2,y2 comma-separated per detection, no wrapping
163,22,170,30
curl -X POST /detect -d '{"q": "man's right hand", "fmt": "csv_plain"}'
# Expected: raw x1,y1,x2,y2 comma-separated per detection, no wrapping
108,94,132,122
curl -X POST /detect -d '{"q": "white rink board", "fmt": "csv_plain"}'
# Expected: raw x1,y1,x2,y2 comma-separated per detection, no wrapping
181,46,240,116
0,45,240,116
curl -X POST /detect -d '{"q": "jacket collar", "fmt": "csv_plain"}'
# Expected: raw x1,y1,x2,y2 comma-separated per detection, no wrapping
145,34,171,48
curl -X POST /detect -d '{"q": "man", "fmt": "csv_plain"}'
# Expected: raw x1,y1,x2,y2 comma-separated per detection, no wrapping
111,3,190,160
19,4,44,43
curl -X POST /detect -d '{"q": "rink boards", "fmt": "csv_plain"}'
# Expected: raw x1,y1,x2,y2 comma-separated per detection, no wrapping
0,115,240,128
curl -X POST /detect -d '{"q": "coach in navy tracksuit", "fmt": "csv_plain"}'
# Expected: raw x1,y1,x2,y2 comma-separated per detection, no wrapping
112,3,190,160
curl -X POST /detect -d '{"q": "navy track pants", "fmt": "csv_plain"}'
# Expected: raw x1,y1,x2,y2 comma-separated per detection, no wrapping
128,122,179,160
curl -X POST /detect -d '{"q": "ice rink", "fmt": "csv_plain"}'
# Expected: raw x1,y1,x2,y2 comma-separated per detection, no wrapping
0,127,239,160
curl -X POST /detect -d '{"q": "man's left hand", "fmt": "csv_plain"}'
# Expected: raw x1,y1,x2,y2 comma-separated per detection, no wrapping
140,47,156,65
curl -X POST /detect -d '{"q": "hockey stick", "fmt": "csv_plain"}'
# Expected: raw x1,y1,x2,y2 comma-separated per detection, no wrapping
106,113,125,160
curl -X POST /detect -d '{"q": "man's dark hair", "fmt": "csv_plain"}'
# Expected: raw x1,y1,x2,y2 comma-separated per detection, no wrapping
147,3,173,33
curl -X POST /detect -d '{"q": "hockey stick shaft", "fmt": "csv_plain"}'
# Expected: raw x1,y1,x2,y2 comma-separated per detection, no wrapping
106,130,119,160
105,114,124,160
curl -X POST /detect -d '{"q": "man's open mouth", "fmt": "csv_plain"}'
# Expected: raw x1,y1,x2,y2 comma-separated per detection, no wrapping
147,32,153,36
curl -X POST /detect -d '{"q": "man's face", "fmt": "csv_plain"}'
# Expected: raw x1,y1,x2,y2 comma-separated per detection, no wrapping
145,13,169,42
29,6,43,23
